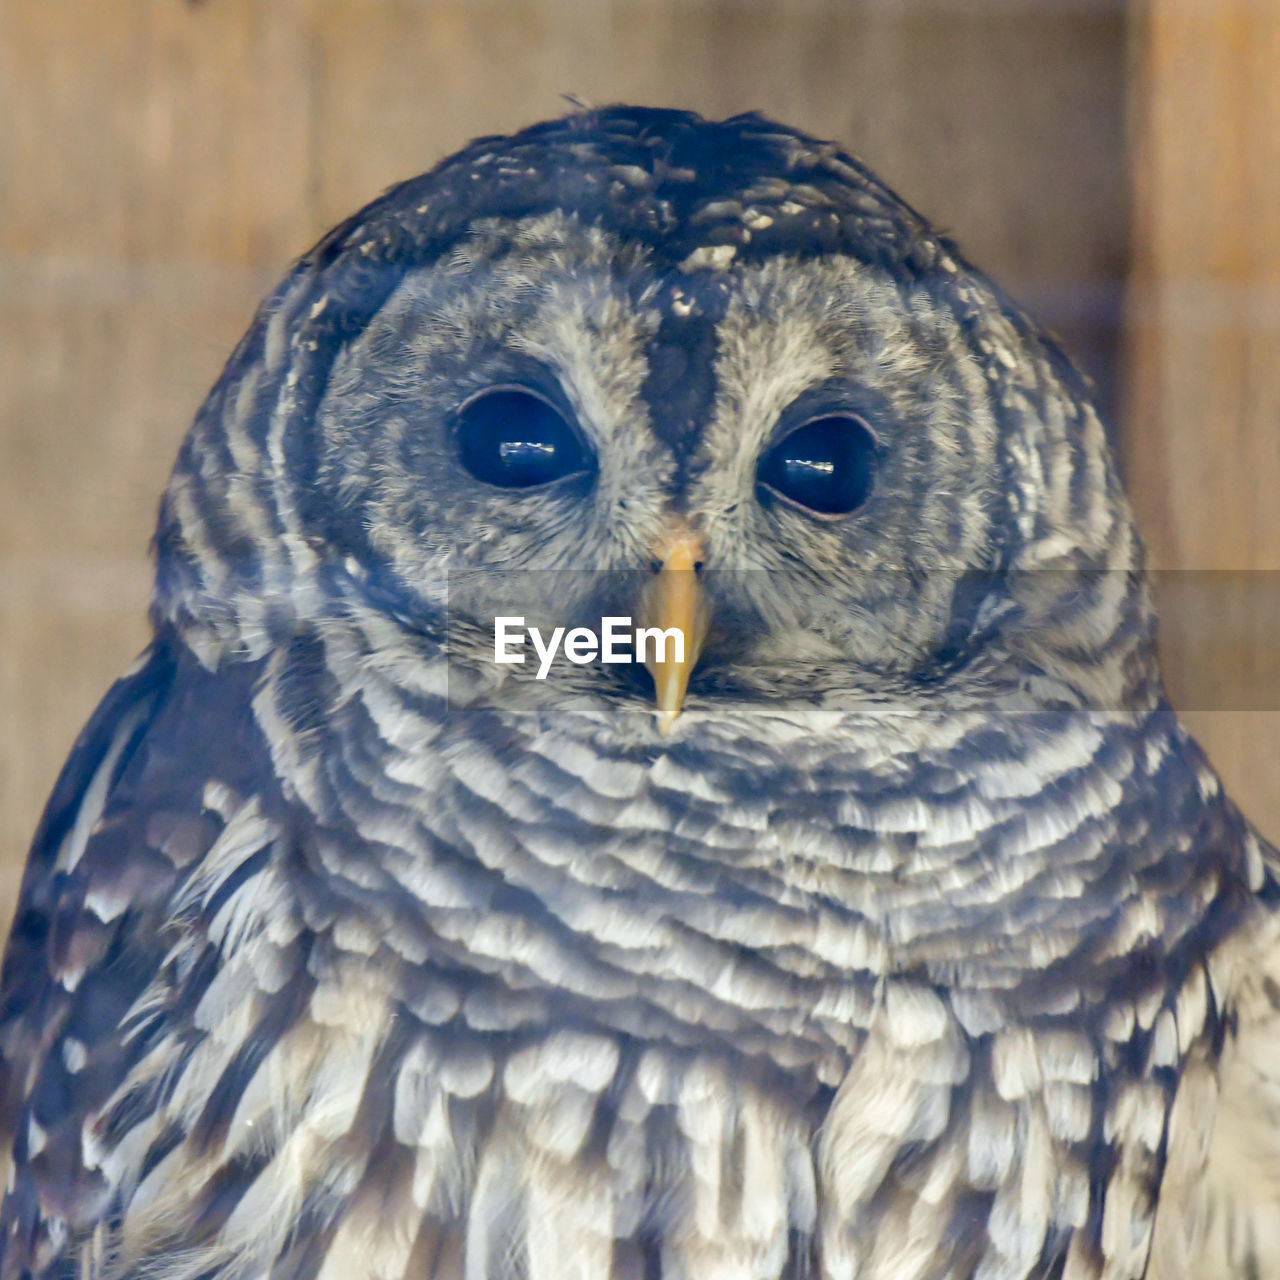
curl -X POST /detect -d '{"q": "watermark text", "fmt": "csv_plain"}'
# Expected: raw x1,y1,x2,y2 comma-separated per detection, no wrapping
494,616,684,678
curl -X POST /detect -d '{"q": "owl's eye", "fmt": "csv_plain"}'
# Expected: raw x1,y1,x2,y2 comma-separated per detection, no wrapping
456,387,592,489
756,415,877,516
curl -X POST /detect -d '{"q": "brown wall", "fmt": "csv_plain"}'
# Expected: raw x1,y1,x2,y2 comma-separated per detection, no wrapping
3,0,1217,940
1124,0,1280,845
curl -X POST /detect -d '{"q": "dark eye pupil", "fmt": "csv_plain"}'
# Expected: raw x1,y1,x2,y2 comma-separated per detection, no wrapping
457,389,589,488
756,415,876,515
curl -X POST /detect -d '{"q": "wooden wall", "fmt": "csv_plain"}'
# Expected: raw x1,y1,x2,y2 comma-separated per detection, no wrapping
3,0,1215,941
1124,0,1280,843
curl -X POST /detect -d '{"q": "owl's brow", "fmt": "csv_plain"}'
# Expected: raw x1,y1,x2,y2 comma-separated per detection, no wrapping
635,270,735,498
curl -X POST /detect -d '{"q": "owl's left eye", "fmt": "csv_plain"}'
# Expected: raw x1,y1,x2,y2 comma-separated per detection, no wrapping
756,414,877,516
456,387,593,489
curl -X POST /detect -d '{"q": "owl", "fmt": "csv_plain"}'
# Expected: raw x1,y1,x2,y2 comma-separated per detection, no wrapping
1,105,1277,1280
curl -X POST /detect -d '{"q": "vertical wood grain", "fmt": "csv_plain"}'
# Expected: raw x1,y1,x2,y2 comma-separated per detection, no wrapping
1125,0,1280,840
0,0,314,935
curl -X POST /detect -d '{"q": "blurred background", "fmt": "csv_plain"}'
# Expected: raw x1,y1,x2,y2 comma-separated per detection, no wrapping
0,0,1276,937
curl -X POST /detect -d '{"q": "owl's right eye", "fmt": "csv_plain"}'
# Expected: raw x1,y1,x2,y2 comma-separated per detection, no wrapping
456,387,593,489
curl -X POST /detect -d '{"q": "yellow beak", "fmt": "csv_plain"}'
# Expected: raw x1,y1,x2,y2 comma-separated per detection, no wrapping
637,525,708,733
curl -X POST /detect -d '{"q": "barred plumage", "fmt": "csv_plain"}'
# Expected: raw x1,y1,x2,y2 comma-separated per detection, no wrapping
1,106,1276,1280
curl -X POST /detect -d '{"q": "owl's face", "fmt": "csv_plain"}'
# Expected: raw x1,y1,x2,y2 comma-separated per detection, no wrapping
159,109,1152,730
304,212,1006,716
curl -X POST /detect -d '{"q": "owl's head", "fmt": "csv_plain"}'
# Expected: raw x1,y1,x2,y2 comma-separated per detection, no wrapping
155,107,1157,732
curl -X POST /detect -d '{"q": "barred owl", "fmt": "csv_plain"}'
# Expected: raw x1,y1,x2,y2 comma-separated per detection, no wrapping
2,107,1277,1280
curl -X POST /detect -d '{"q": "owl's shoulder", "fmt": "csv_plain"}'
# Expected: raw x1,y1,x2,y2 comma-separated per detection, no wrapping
1169,838,1280,1279
0,634,279,1274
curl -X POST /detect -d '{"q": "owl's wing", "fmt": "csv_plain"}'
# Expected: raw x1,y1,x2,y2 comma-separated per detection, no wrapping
1185,848,1280,1279
0,633,277,1278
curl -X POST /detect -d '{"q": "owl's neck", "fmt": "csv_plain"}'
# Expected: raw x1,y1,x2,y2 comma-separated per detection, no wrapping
238,605,1257,1086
